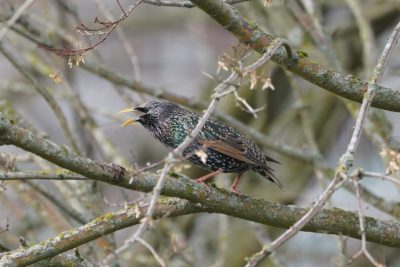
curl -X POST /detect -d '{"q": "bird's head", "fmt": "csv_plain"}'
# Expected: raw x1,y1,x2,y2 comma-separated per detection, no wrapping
119,100,177,130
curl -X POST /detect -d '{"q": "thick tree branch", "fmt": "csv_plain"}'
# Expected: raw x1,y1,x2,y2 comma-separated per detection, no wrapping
1,117,400,252
188,0,400,112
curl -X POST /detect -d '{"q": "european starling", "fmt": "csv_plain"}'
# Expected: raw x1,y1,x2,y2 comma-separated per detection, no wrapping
120,100,283,193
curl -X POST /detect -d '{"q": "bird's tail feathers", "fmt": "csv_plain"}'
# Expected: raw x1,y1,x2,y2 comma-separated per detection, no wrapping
265,155,281,164
259,167,285,191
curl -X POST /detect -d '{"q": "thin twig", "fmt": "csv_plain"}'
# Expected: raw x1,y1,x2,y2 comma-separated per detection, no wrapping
233,90,265,118
349,179,382,267
360,170,400,187
39,0,143,57
251,223,288,267
137,237,167,267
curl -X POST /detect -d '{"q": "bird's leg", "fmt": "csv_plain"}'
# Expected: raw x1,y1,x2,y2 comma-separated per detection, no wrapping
230,173,243,194
196,170,222,191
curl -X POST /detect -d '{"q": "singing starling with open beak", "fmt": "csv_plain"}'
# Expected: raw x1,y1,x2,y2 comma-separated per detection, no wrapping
119,100,283,194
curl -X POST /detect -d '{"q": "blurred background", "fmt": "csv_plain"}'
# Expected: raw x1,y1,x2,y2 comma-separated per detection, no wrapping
1,0,400,266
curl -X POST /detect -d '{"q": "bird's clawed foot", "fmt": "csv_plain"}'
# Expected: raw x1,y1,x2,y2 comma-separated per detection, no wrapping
195,170,222,192
230,186,242,195
194,171,245,194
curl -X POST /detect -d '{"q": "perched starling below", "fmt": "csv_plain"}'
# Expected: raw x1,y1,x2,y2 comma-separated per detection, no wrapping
119,100,283,193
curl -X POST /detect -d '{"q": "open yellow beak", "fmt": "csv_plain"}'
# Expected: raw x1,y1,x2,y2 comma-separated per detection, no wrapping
118,107,136,127
118,107,136,114
120,118,136,127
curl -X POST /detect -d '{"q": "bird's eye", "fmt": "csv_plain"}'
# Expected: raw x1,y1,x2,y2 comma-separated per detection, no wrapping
134,107,149,113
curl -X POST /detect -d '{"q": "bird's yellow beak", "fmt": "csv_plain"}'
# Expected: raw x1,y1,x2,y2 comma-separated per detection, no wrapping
118,107,136,114
120,118,135,127
118,107,136,127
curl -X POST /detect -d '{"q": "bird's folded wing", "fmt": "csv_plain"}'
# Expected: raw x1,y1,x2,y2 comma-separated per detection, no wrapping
197,121,258,165
197,139,256,165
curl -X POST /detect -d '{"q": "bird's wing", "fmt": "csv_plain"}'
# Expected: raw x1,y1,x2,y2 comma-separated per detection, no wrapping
196,120,258,165
196,119,284,190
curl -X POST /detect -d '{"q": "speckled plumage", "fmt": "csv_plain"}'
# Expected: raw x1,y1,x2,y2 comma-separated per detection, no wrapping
128,100,283,192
